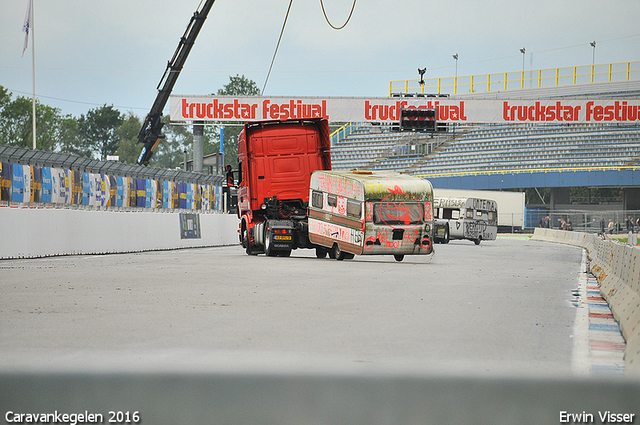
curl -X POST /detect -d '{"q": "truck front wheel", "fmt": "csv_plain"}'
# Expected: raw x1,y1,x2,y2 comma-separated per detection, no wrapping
243,225,257,256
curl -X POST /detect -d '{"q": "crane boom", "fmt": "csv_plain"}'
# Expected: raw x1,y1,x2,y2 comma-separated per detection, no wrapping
137,0,216,166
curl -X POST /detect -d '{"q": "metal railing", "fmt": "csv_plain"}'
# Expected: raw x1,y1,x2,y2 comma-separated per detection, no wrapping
330,122,360,146
414,164,640,179
529,209,640,236
390,61,640,96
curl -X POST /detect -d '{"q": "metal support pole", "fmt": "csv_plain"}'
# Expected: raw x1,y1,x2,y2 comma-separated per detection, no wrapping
193,121,204,173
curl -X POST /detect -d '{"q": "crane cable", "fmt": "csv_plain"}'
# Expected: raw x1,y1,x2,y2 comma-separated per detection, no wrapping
262,0,294,95
320,0,357,30
262,0,357,94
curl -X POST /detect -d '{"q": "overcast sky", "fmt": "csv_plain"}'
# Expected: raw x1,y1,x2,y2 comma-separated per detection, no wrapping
1,0,639,118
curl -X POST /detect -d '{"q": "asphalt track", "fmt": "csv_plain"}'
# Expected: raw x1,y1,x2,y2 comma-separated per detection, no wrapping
0,235,589,377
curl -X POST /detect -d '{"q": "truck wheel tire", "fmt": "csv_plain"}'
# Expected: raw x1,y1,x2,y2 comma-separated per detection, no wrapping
264,227,276,257
243,227,257,256
316,248,328,259
443,226,450,244
474,236,482,246
394,254,405,262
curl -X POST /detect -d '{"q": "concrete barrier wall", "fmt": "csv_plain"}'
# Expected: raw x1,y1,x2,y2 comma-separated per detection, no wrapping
0,207,240,259
1,370,639,425
532,228,640,373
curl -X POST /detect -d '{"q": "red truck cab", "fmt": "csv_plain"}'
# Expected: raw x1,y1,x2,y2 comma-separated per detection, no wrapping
237,119,331,256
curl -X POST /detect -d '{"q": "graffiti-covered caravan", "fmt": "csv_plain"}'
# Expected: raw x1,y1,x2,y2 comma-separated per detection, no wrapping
308,170,434,262
433,197,498,245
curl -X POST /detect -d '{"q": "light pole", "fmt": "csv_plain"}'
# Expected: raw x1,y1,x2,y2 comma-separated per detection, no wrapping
590,40,596,65
520,48,526,88
453,54,458,77
453,54,458,94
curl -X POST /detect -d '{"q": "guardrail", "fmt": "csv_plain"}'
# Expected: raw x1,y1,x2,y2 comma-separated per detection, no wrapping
532,228,640,373
0,145,238,258
390,61,640,96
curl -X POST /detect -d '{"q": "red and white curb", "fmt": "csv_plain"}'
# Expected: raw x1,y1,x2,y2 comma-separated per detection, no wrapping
572,251,626,375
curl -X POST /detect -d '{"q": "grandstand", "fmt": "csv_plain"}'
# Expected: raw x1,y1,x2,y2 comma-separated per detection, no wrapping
331,121,640,175
330,63,640,186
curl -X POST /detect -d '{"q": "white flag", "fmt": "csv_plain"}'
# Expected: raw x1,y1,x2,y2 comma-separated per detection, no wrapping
22,0,32,57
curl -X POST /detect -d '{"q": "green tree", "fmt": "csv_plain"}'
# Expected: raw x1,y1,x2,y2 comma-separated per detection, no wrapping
0,86,63,151
152,115,193,169
216,74,261,97
215,74,261,167
78,104,123,160
0,86,11,139
115,112,142,164
58,116,88,157
0,95,32,147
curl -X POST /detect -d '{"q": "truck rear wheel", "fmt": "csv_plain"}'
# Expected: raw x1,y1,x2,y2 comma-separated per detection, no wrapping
315,248,328,259
264,227,277,257
394,254,405,262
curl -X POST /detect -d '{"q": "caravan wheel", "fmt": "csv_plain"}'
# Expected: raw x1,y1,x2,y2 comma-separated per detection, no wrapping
332,243,346,261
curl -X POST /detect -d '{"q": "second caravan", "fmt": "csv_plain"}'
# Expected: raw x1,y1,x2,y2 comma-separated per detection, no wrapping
433,196,498,244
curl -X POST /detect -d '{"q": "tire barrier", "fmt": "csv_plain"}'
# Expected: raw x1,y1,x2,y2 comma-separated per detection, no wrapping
532,228,640,374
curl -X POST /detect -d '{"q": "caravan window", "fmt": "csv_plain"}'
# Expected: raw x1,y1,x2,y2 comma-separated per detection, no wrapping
346,200,362,218
327,194,337,208
443,208,460,220
373,202,422,226
311,190,323,209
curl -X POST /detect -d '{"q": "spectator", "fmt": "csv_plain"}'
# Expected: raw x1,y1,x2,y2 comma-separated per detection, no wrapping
608,219,614,234
600,216,606,234
225,165,234,188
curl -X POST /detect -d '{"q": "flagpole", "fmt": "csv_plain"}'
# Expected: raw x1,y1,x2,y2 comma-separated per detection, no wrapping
30,0,36,150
